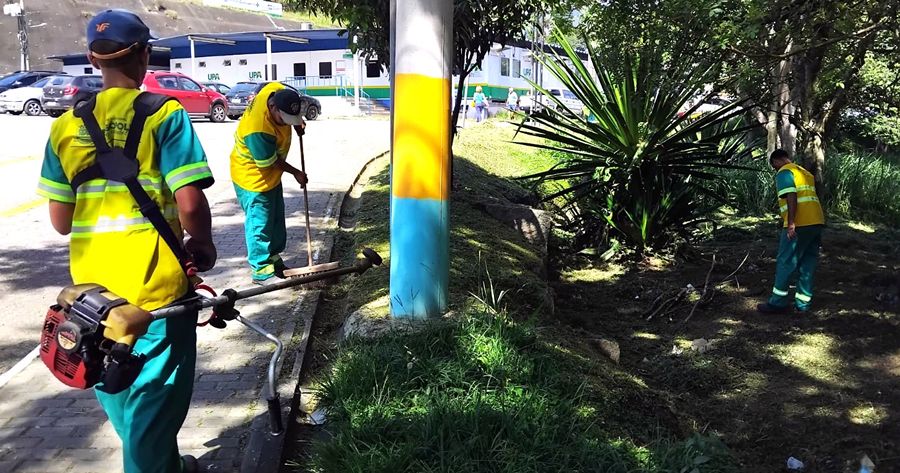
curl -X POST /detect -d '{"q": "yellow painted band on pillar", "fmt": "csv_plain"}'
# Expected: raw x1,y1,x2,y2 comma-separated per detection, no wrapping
392,73,451,201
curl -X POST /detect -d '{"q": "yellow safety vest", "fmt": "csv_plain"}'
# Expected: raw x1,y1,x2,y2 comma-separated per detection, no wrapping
230,82,291,192
777,163,825,228
38,88,213,310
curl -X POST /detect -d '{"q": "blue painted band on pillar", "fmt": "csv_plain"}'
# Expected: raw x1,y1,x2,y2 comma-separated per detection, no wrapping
389,196,449,317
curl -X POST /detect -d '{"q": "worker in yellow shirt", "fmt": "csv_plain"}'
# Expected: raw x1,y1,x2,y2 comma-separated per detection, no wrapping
37,9,216,472
757,149,825,314
230,82,308,284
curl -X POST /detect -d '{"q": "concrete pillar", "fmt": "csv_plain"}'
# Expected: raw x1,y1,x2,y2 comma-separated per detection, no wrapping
266,36,272,80
354,52,361,110
189,37,196,79
389,0,452,317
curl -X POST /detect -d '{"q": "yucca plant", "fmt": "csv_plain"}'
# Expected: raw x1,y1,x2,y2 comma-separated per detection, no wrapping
516,30,758,253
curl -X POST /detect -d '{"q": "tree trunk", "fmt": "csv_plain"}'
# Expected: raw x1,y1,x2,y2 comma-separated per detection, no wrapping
767,109,779,155
775,41,798,157
803,121,828,199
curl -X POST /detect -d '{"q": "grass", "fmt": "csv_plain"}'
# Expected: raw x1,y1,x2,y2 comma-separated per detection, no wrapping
280,9,341,28
310,310,737,473
298,118,741,473
719,150,900,224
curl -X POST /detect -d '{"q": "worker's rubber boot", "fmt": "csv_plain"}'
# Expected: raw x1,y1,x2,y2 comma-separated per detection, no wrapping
756,303,791,314
274,262,291,279
252,274,286,286
181,455,199,473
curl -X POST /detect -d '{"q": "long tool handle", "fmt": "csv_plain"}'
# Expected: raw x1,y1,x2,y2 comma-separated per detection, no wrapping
150,249,383,320
297,128,314,267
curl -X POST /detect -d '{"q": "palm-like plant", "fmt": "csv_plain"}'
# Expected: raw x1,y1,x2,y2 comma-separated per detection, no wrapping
516,30,758,253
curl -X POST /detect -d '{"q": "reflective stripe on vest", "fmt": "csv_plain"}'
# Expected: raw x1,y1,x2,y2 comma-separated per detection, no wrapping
777,163,825,227
70,207,178,238
75,177,164,199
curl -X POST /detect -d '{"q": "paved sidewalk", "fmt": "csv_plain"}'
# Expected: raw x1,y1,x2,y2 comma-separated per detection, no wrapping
0,119,389,472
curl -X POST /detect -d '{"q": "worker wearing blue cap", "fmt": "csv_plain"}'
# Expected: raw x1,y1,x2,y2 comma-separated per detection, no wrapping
37,9,215,473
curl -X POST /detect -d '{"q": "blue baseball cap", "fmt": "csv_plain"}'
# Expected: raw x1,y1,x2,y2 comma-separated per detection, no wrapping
86,9,154,59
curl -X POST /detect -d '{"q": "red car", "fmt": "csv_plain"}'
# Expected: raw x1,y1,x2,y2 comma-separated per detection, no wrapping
141,71,229,122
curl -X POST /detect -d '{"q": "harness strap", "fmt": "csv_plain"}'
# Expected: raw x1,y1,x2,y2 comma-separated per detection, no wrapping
70,93,192,271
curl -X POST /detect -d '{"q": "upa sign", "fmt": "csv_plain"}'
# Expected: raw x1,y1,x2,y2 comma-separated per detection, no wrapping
203,0,283,17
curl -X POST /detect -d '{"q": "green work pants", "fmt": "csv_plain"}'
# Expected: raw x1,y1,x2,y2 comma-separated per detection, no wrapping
234,183,287,281
768,225,823,311
95,313,197,473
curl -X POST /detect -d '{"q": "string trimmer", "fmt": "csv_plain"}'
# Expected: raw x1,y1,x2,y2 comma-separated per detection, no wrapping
40,248,382,436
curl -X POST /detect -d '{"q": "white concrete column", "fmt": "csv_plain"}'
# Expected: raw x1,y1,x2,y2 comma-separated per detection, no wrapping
353,52,361,110
189,37,196,79
266,36,273,80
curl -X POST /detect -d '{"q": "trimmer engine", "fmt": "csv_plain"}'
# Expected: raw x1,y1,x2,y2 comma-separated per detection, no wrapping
40,284,153,394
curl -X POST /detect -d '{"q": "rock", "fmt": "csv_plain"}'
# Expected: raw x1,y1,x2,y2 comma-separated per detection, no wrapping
474,200,554,252
593,338,620,364
690,338,718,354
341,300,429,340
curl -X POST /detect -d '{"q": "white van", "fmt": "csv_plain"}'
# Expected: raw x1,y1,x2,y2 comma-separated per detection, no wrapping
518,88,583,115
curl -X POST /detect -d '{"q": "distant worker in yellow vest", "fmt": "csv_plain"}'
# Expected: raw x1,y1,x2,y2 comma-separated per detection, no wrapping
37,9,216,472
230,82,308,284
757,149,825,314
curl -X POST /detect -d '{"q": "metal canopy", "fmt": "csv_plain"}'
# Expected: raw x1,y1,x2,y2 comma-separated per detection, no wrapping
264,33,310,45
151,29,341,50
187,35,238,46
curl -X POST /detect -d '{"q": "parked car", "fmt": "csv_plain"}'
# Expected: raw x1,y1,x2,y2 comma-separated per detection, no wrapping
545,88,583,115
42,75,104,117
141,71,229,122
517,91,539,113
0,70,62,95
225,81,321,121
202,81,231,95
518,88,583,115
0,76,52,115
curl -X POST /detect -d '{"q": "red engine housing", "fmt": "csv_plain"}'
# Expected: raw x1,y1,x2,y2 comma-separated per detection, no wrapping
39,305,102,390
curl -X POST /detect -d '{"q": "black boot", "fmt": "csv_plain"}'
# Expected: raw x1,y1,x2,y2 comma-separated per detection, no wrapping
181,455,199,473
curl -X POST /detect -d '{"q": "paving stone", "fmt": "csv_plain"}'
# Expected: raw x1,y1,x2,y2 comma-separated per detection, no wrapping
14,458,74,472
62,448,118,461
54,416,105,427
0,436,43,449
76,460,123,473
2,447,61,460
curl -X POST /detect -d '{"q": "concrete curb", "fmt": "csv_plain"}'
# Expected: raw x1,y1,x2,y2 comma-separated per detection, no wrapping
240,149,388,473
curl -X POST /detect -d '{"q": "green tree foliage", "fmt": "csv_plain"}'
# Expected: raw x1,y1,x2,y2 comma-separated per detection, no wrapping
577,0,900,189
723,0,899,187
517,32,757,253
845,52,900,150
573,0,730,75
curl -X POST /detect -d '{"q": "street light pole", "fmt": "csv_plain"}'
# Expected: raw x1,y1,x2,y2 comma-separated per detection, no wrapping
388,0,452,318
4,0,28,70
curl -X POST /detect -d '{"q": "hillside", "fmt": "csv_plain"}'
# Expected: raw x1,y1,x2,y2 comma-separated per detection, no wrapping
0,0,333,73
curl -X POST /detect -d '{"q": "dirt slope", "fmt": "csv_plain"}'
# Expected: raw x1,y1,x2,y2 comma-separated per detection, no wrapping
0,0,310,73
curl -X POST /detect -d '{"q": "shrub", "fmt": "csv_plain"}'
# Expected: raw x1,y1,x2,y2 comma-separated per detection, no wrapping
515,30,758,254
